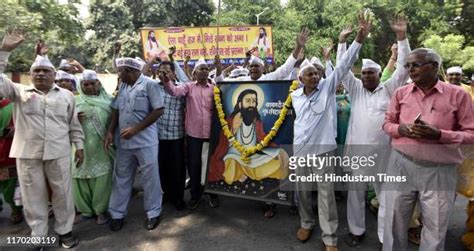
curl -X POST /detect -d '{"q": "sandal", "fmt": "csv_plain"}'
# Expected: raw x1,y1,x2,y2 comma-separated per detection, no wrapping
264,203,276,218
408,226,422,245
74,214,93,225
96,214,109,225
10,211,23,225
344,233,365,247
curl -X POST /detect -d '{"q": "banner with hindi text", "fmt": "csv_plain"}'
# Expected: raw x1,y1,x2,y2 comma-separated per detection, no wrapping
140,26,273,66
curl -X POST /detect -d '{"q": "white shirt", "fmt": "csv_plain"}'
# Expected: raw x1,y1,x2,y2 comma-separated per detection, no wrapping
336,39,411,145
292,41,362,156
0,51,84,160
216,54,298,82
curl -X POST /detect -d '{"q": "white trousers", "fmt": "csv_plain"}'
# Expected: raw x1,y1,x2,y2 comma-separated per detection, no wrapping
383,150,457,251
347,181,386,243
17,156,75,236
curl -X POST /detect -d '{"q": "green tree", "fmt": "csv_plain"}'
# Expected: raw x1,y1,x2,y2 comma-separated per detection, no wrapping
0,1,84,72
85,0,215,71
423,34,474,71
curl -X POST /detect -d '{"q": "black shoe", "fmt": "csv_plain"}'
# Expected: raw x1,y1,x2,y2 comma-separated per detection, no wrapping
187,198,201,210
207,194,220,208
58,232,79,249
345,232,365,247
175,200,186,211
144,216,160,230
110,218,124,231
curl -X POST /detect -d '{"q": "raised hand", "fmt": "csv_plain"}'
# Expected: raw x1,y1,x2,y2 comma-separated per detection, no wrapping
338,26,353,43
391,43,398,55
184,55,191,64
296,27,310,48
215,54,223,76
1,29,25,52
35,39,48,56
355,11,372,43
390,14,408,40
293,27,310,59
168,46,176,56
322,42,334,61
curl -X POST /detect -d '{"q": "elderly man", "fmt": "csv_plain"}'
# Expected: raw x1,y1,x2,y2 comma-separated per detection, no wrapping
382,48,474,250
0,32,84,248
291,14,370,251
104,57,164,231
162,58,220,210
336,15,410,247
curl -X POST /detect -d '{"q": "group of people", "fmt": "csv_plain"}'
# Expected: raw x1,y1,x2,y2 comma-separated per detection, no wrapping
0,10,473,251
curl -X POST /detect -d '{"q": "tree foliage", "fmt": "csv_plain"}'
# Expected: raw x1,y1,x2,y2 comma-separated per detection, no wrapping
85,0,215,71
1,0,472,74
213,0,472,73
0,1,84,72
423,34,474,71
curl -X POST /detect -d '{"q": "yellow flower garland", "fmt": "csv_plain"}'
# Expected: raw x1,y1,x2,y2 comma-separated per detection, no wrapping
213,81,299,163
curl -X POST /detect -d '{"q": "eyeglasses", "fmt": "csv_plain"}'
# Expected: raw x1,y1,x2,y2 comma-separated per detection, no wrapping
403,61,436,69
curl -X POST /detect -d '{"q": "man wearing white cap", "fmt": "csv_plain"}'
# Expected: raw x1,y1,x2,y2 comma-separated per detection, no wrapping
162,57,220,210
0,31,84,248
104,57,164,231
292,14,371,250
216,28,309,82
446,66,463,86
336,15,411,248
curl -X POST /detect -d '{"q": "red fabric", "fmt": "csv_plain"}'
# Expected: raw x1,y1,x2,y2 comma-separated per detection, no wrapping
208,117,274,182
0,99,15,168
0,99,10,108
0,137,15,167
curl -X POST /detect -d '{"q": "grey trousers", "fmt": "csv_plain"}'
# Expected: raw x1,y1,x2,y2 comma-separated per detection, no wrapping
383,150,457,251
17,156,75,236
109,145,163,219
296,157,338,246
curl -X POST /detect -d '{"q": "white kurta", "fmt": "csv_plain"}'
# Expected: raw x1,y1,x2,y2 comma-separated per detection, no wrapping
336,39,411,243
337,39,411,146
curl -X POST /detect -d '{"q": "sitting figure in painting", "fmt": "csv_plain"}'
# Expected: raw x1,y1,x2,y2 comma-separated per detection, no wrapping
209,88,289,184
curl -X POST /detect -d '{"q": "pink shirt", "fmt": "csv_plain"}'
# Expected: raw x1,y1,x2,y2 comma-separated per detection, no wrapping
383,81,474,164
164,80,214,139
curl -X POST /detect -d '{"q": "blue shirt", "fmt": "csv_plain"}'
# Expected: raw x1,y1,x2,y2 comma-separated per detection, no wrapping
111,74,164,149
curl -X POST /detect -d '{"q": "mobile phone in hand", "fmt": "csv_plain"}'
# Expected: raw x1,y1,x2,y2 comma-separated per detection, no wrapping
414,113,422,124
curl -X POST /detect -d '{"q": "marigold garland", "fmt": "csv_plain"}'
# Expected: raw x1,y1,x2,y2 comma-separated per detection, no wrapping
213,81,299,163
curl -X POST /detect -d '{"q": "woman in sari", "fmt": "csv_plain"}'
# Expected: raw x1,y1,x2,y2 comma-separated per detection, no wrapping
73,70,114,225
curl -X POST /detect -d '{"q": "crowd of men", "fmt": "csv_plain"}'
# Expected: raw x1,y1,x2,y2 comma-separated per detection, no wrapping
0,11,473,251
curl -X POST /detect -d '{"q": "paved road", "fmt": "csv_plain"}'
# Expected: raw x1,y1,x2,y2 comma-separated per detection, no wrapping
0,192,469,250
